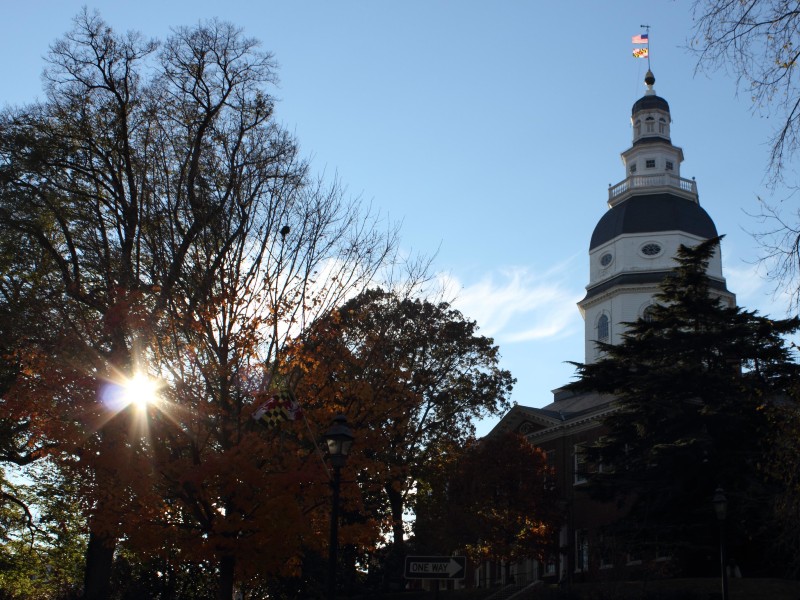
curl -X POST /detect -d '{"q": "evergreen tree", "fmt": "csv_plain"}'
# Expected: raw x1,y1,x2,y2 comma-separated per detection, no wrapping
567,237,800,575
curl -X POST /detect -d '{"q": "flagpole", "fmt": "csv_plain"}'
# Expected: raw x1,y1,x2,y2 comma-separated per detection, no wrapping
640,24,651,69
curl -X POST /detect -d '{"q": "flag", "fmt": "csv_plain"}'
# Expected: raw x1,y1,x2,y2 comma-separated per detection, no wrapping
253,390,303,428
632,33,649,44
633,48,649,59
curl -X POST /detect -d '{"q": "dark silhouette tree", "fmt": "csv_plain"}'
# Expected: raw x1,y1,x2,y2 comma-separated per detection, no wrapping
566,237,800,574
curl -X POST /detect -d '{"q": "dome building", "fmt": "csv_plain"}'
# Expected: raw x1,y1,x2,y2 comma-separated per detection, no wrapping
581,69,733,363
487,71,735,587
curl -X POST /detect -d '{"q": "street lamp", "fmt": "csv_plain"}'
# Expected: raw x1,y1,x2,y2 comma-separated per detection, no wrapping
324,414,354,600
712,487,729,600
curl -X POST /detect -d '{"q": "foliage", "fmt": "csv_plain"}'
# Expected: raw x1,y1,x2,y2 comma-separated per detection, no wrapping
0,462,85,600
566,237,800,574
0,9,403,599
690,0,800,309
288,288,515,581
416,431,559,566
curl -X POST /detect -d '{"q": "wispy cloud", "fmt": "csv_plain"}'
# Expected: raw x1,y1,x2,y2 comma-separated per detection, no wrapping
723,256,795,317
438,258,584,344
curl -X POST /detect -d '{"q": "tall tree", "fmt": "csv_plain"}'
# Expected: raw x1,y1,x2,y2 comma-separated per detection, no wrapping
288,288,515,584
691,0,800,308
566,237,800,574
0,11,401,599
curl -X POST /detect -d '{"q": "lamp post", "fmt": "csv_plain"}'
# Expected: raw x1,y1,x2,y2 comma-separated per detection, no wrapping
712,487,729,600
324,414,354,600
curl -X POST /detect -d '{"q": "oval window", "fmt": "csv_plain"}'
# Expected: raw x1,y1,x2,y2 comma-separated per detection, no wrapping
641,243,662,256
600,253,613,267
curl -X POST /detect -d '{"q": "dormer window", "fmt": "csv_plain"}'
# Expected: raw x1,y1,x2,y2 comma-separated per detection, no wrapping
645,116,655,133
645,159,655,169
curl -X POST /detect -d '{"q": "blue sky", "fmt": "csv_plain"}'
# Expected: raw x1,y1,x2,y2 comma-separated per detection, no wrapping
1,1,792,435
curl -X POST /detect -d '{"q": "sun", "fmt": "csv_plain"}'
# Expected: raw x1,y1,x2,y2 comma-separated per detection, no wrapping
120,373,161,411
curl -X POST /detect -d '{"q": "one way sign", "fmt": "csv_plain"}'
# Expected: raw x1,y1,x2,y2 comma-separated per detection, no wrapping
404,556,466,580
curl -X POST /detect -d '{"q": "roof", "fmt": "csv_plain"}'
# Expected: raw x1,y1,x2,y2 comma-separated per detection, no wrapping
632,135,670,147
488,391,615,439
632,94,670,116
590,193,718,250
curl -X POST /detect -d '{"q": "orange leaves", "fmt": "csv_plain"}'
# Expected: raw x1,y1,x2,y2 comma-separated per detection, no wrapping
441,432,561,564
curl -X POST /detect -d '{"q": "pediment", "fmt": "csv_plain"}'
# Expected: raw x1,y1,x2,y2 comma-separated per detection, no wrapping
489,405,561,438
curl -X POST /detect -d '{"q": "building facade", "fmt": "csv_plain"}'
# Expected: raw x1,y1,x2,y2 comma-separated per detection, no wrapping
489,70,734,585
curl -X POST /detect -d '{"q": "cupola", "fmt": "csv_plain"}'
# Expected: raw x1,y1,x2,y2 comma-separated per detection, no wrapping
612,70,695,207
631,70,671,143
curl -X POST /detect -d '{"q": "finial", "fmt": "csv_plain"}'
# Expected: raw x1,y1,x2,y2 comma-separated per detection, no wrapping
644,70,656,96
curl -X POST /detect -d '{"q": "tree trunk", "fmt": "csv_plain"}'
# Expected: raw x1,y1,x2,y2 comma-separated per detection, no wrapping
83,531,115,600
385,483,405,551
217,554,236,600
384,483,406,589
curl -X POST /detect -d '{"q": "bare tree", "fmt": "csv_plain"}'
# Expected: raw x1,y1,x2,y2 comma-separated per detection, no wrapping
691,0,800,309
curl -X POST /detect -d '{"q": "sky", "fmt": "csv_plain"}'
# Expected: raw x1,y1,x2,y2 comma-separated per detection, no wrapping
1,1,794,436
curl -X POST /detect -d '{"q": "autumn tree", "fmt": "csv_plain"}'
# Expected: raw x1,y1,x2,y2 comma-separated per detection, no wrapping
415,431,559,582
690,0,800,308
0,10,402,599
566,238,800,575
289,288,515,585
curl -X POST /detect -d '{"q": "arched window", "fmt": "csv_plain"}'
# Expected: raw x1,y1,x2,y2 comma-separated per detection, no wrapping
643,305,657,322
658,117,667,134
645,116,655,133
597,314,610,341
634,120,641,137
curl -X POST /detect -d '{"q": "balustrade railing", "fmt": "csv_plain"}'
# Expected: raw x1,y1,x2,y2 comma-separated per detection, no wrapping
608,173,697,202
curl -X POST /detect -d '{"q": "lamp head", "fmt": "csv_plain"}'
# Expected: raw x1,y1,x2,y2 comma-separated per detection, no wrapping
324,414,354,465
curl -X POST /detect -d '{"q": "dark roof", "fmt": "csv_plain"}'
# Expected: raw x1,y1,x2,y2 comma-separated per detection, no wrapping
632,135,670,147
632,94,670,116
590,193,718,250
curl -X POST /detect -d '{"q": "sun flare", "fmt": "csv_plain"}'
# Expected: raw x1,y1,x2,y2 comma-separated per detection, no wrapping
121,373,161,410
